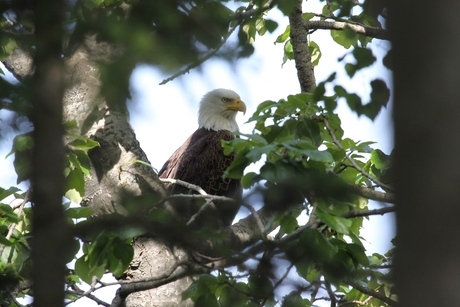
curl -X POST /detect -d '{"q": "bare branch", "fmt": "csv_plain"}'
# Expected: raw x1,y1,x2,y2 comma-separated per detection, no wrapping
186,197,216,226
68,283,111,307
112,264,205,307
82,276,98,297
341,206,395,219
159,178,208,195
306,20,389,40
325,280,337,307
349,184,395,203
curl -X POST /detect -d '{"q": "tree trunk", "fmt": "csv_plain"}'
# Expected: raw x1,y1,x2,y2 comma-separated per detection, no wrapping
61,36,195,306
391,1,460,306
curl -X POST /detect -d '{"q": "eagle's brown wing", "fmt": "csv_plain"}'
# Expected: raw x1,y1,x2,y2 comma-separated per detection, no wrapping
159,128,242,226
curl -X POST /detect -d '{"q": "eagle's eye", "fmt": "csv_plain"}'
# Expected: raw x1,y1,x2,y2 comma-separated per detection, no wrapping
221,97,231,103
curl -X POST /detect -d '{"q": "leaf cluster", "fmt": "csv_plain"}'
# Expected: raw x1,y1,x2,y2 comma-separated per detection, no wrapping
218,87,394,305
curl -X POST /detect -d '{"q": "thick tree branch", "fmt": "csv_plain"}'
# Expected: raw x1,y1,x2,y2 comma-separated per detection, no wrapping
289,0,316,93
306,20,389,40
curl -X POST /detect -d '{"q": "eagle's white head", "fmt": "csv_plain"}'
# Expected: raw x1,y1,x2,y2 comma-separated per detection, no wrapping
198,88,247,132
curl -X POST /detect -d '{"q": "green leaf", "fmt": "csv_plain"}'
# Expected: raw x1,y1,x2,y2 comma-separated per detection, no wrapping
74,257,91,283
277,0,296,15
370,79,390,108
0,234,13,246
195,293,219,307
219,285,246,307
0,187,21,201
302,13,315,21
69,150,92,178
182,280,199,301
13,150,31,184
0,203,20,223
6,134,33,158
112,239,134,276
264,19,278,33
66,207,93,219
64,120,79,131
275,25,290,43
65,169,85,203
322,2,340,16
346,243,370,267
282,291,310,307
248,274,273,298
67,133,100,150
224,148,250,178
255,18,266,36
83,0,104,10
308,41,322,66
241,20,256,44
0,37,17,60
331,26,358,49
316,209,352,234
370,149,390,170
282,39,294,65
353,47,376,69
300,228,338,262
241,172,258,189
278,215,298,236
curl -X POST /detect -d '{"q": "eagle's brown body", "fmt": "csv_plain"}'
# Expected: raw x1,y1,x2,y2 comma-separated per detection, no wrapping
158,128,242,227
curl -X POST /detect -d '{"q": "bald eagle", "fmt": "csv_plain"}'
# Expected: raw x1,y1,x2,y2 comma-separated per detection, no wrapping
158,89,247,228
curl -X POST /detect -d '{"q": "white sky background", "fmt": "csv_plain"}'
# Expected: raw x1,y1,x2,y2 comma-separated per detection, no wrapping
0,1,395,305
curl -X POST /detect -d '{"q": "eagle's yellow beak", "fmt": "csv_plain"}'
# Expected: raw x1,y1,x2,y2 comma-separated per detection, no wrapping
226,98,247,115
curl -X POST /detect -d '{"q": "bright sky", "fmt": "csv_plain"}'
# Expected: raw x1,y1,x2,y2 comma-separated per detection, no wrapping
0,2,395,306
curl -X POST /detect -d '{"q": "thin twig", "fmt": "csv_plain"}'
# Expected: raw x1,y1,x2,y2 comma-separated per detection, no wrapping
186,197,215,226
325,280,337,307
322,117,394,191
159,4,247,85
341,206,395,219
160,178,207,195
157,179,222,226
348,280,398,306
100,260,186,287
273,262,295,291
67,283,111,307
82,276,98,296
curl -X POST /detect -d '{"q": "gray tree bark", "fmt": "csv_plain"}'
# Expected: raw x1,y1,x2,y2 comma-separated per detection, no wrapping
62,37,194,306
